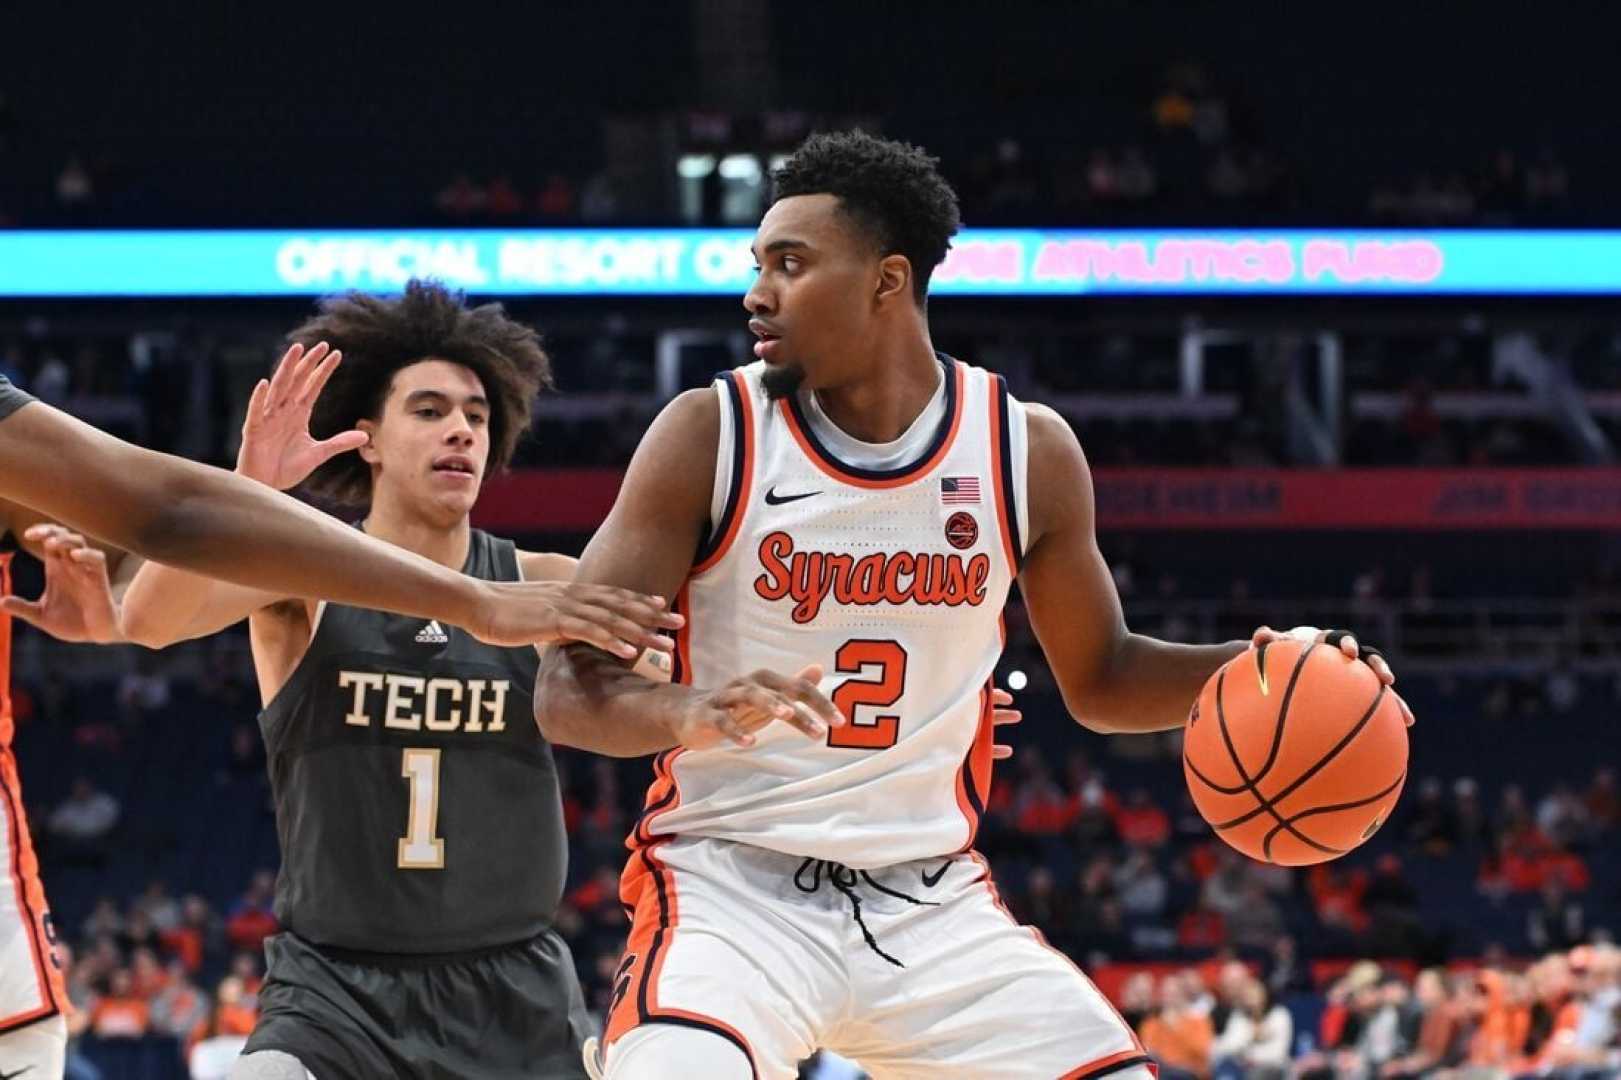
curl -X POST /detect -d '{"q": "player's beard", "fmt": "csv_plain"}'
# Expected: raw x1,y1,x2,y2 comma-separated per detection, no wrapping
761,361,807,400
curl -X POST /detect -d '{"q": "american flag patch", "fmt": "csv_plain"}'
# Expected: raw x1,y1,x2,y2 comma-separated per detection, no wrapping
941,476,981,504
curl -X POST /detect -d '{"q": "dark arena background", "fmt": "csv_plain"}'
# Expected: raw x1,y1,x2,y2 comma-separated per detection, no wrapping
2,4,1619,1078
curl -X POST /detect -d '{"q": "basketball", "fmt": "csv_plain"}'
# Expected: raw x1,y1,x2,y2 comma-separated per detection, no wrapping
1183,638,1409,866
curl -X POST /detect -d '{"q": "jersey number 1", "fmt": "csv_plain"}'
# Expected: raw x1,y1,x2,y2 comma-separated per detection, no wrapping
828,639,908,750
399,748,445,870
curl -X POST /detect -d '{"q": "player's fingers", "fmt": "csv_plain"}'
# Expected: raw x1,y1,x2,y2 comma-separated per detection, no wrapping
991,688,1014,707
1367,654,1396,686
268,342,309,400
575,586,684,629
244,378,271,428
0,596,48,627
719,682,795,722
67,547,106,568
1338,633,1360,659
709,710,757,748
553,613,639,659
1395,692,1415,727
991,745,1013,761
992,708,1022,727
568,603,672,652
751,666,841,728
297,347,344,405
1251,625,1276,647
313,430,369,464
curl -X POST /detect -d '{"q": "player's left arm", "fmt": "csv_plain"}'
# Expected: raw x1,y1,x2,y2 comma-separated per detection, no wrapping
518,550,577,583
1017,405,1405,734
1016,405,1245,733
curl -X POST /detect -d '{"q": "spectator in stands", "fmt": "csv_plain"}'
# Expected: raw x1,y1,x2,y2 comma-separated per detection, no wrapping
1225,878,1286,952
1362,855,1422,955
186,975,258,1080
1522,953,1583,1072
1114,848,1169,920
160,893,222,975
1119,972,1156,1031
1581,767,1617,831
1379,968,1463,1078
47,775,121,861
1529,880,1588,953
1353,976,1417,1077
1553,944,1621,1075
91,968,151,1039
1014,757,1075,836
57,943,103,1080
1115,788,1171,848
133,878,182,933
1140,971,1214,1080
150,961,211,1047
1266,936,1312,1000
129,944,171,999
1404,776,1460,856
224,869,278,952
81,895,124,941
1210,978,1291,1080
1451,777,1493,852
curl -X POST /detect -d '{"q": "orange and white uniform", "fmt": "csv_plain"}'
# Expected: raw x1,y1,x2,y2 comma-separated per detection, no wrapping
0,550,70,1057
600,359,1152,1080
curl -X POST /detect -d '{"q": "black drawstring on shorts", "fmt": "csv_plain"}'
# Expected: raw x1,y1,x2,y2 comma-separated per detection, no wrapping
793,857,938,968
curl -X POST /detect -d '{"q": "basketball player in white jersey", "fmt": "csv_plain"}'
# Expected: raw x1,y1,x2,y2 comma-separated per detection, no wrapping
535,131,1405,1080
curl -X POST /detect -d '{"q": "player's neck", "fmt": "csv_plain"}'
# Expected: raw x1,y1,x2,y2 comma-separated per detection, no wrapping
811,332,941,445
360,493,472,572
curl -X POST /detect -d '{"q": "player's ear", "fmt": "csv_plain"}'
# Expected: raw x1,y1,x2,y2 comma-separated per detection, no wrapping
356,419,380,465
875,254,911,307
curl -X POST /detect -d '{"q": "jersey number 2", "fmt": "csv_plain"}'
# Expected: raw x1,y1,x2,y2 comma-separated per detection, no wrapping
399,748,445,870
828,639,908,750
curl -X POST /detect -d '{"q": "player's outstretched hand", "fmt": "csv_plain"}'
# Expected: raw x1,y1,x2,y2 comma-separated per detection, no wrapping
3,525,121,643
990,686,1021,761
1251,624,1415,725
472,579,684,655
237,341,369,490
671,664,844,751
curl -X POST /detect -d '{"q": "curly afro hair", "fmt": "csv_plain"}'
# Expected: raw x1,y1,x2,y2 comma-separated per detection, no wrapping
286,279,552,506
771,130,961,304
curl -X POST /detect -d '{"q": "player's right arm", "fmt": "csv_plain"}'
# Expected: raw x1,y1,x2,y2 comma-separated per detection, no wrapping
533,387,842,757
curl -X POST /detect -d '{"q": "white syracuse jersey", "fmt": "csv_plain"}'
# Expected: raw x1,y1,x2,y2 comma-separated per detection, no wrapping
636,356,1030,868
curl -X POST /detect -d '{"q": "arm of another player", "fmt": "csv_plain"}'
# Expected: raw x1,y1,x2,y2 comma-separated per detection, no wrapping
533,388,842,756
0,374,670,654
1018,405,1252,733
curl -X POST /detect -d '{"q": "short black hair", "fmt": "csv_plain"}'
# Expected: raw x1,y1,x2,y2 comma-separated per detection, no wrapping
287,279,552,505
771,130,961,303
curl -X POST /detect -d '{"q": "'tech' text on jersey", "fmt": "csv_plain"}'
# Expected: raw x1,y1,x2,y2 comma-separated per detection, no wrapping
259,531,565,954
639,357,1030,868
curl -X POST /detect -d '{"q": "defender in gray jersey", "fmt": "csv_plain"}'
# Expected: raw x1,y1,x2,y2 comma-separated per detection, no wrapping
123,282,679,1079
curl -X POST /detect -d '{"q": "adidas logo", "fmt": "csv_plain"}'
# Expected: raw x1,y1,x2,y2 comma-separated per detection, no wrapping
414,620,449,645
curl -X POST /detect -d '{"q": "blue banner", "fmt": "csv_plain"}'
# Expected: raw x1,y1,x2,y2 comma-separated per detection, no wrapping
3,228,1621,297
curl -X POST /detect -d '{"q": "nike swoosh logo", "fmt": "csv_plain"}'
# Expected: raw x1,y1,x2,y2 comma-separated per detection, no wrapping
921,861,950,888
764,487,820,506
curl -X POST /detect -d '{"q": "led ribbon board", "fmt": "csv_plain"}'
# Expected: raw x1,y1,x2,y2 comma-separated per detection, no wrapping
3,229,1621,296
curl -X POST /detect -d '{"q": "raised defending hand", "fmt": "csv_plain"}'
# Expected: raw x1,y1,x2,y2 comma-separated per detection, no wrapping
669,664,845,751
2,525,121,643
237,341,369,490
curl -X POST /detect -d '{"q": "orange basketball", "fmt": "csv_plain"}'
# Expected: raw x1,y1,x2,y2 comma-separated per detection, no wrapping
1183,638,1409,866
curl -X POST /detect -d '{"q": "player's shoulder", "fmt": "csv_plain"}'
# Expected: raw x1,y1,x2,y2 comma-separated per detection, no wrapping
1022,401,1084,463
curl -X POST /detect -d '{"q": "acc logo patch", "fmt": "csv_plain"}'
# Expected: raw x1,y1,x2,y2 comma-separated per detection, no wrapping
944,511,979,550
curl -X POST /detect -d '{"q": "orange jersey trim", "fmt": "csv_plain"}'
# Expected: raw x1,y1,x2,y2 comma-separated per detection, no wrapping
692,371,756,576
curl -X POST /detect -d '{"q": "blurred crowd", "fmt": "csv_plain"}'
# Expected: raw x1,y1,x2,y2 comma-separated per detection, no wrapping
1123,945,1621,1080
